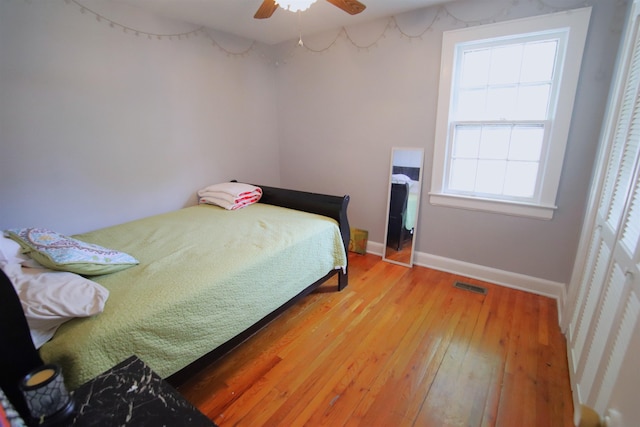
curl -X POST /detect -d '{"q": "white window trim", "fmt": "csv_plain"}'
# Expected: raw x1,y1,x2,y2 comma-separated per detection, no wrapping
430,7,592,220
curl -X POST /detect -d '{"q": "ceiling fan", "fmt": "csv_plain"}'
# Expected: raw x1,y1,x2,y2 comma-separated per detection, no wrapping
254,0,366,19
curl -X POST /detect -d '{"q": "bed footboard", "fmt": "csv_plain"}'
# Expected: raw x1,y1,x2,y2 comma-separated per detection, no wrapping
250,183,350,291
255,184,350,250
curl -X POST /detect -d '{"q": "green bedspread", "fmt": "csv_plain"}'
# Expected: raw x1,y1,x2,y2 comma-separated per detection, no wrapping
39,203,347,389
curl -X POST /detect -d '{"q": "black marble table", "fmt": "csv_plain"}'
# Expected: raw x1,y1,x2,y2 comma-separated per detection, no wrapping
69,355,216,427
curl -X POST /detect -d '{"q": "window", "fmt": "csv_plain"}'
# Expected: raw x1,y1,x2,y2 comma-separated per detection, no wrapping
430,8,591,219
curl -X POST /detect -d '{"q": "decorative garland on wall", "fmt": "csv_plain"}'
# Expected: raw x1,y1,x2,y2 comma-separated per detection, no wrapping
66,0,203,40
298,0,593,54
65,0,257,57
66,0,600,59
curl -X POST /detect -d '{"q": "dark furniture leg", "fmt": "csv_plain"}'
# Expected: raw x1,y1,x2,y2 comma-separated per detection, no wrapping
338,268,348,291
0,268,44,421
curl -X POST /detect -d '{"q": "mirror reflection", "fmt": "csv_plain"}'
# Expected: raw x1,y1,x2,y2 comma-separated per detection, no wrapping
383,148,424,267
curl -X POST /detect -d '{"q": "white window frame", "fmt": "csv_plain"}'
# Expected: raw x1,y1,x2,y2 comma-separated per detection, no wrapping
429,8,592,220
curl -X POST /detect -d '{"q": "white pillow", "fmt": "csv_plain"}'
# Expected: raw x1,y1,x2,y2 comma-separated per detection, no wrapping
391,174,414,186
2,263,109,348
0,235,39,267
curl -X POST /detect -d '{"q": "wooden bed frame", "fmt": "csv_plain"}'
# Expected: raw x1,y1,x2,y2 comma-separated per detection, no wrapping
0,184,351,393
166,184,351,386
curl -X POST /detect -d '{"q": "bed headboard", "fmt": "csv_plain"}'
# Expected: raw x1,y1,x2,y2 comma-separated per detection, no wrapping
252,184,351,253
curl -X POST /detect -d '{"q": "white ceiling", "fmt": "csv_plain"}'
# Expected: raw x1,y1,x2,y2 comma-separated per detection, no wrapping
111,0,455,45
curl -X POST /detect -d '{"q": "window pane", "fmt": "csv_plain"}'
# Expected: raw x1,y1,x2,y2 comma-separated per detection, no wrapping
453,126,481,157
520,41,557,83
516,84,551,119
456,88,486,120
479,126,510,159
449,124,544,198
486,86,517,119
476,160,506,194
504,162,539,197
509,126,544,161
450,159,477,191
488,44,523,85
460,49,490,87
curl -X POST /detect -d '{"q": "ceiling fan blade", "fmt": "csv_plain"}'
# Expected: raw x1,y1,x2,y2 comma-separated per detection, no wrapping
325,0,366,15
254,0,279,19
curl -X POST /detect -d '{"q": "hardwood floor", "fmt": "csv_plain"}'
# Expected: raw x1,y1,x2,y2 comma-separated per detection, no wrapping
383,236,413,264
178,253,573,427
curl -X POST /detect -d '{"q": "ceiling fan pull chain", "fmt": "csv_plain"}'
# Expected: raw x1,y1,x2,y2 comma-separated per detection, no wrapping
298,10,304,47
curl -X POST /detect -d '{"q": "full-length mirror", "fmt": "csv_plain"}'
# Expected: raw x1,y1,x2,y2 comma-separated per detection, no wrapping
383,147,424,267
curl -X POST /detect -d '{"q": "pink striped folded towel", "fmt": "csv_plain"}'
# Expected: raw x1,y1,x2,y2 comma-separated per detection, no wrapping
197,182,263,210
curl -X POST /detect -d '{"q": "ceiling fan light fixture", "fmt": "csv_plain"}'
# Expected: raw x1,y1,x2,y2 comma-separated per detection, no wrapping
275,0,317,13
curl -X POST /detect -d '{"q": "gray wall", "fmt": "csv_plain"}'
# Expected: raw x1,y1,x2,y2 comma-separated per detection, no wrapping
275,0,626,284
0,0,280,235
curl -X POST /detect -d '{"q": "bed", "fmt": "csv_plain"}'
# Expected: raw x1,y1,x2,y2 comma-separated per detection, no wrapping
0,184,350,391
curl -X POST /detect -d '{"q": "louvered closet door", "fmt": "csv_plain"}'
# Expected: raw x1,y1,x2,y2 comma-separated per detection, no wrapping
567,0,640,420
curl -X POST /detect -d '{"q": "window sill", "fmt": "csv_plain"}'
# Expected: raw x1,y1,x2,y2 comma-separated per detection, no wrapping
429,193,557,220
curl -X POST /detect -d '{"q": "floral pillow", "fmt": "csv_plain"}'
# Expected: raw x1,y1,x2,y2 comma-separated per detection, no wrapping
4,228,138,275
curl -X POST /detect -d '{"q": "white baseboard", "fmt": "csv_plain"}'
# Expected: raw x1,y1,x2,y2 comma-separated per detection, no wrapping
364,241,567,325
366,241,384,257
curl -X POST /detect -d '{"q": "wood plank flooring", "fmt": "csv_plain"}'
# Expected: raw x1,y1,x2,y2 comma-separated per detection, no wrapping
177,253,573,427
